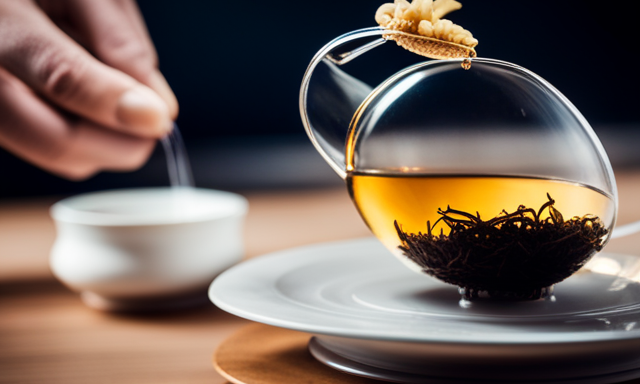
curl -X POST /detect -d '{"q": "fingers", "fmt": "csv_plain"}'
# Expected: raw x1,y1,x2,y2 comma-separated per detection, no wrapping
38,0,179,119
0,67,155,180
0,1,172,138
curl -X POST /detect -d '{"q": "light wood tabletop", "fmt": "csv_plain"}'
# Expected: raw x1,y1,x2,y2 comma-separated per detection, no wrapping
0,187,371,384
2,172,640,384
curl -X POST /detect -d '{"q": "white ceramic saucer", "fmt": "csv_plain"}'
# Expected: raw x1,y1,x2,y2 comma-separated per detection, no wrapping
209,238,640,383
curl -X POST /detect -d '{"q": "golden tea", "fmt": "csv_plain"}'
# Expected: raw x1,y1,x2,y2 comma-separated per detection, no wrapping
347,173,614,299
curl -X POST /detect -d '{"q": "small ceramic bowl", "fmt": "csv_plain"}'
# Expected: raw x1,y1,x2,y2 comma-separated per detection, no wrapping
50,187,247,311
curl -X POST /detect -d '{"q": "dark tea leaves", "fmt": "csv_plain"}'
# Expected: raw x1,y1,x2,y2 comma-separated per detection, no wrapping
395,194,609,300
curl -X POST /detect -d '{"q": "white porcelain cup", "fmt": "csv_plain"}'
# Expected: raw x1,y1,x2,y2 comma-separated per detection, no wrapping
50,187,248,311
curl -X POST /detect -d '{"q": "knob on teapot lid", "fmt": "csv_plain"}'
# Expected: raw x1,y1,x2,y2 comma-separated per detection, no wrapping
375,0,478,67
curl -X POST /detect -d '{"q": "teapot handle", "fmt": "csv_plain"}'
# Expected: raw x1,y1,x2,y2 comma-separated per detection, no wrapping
299,27,387,179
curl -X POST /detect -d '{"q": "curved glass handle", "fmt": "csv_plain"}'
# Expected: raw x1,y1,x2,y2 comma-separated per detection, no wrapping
612,220,640,239
299,27,387,179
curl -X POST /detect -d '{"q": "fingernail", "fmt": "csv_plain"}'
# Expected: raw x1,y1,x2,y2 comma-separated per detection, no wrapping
148,70,179,119
116,85,172,137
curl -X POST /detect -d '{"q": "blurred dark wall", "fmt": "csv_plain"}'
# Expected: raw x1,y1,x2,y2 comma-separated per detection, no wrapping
1,0,639,197
148,0,640,136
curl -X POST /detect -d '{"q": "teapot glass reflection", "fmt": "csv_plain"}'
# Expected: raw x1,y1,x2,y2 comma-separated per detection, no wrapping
300,27,620,300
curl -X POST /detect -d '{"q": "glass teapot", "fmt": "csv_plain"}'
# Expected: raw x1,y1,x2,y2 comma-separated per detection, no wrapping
300,27,639,300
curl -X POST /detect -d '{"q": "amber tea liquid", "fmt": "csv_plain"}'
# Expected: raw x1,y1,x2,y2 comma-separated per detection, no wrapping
347,173,615,270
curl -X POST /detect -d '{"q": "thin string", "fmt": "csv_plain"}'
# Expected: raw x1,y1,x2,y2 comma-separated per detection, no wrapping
160,123,194,188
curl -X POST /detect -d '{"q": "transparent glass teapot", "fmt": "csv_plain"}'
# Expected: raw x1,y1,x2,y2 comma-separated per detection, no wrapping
300,27,638,300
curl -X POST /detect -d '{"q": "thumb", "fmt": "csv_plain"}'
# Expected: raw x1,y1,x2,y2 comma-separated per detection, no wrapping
0,1,172,138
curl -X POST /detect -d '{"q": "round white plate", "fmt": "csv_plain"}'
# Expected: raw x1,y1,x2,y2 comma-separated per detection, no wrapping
209,238,640,382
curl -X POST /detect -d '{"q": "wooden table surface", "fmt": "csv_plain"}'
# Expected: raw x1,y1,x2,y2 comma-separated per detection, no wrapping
2,172,640,384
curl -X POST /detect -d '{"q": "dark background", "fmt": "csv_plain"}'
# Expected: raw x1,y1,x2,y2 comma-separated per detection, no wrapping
1,0,639,197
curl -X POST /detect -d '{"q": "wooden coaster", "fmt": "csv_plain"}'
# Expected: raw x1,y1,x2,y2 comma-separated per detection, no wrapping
214,323,381,384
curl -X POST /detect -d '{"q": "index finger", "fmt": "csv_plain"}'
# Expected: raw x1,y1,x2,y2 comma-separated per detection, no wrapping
41,0,179,119
0,1,172,138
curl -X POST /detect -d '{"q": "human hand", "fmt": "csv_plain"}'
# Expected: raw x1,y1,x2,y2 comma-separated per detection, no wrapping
0,0,178,179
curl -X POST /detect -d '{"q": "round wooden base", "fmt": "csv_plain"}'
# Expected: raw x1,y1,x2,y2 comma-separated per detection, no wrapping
213,323,378,384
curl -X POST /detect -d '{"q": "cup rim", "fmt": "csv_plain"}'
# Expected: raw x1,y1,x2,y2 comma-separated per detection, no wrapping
50,187,248,227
